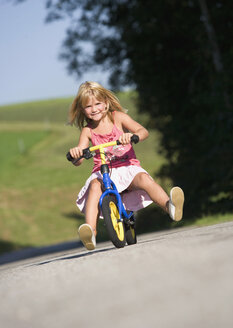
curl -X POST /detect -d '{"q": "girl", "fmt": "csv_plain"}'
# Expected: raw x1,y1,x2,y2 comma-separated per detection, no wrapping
69,81,184,250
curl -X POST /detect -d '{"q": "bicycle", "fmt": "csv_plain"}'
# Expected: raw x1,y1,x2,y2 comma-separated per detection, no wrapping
66,134,140,248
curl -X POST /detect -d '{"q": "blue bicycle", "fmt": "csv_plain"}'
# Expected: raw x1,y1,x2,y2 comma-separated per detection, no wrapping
66,135,139,248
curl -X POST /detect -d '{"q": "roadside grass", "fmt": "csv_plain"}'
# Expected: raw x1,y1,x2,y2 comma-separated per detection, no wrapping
0,93,232,255
191,212,233,226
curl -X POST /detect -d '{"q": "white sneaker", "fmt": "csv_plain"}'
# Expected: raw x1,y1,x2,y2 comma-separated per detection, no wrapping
78,224,96,250
169,187,184,221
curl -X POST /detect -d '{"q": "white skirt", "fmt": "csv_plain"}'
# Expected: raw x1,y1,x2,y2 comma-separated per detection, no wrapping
76,165,153,216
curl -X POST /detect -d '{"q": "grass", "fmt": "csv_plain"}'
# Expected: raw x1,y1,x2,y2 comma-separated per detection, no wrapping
0,97,73,123
0,91,232,255
192,213,233,226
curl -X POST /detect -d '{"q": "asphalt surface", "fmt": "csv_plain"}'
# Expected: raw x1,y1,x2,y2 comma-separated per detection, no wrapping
0,222,233,328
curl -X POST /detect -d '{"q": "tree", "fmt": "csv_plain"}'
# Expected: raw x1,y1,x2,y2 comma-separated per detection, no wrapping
13,0,233,217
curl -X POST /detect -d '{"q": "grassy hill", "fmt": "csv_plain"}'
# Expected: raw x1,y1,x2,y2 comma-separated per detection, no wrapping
0,92,232,255
0,97,73,123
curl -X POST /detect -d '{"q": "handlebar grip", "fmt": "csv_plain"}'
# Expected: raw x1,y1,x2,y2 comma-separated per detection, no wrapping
66,148,93,163
66,151,83,163
66,152,74,161
131,134,139,144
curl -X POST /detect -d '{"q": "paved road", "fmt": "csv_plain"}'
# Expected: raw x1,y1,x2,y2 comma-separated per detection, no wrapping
0,222,233,328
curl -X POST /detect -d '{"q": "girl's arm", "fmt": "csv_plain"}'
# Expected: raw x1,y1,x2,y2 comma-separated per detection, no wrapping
114,111,149,144
69,127,91,166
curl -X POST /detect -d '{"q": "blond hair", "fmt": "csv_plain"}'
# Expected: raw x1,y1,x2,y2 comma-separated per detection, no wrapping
69,81,126,128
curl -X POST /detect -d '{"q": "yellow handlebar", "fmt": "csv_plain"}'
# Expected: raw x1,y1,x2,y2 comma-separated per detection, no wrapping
89,140,119,165
89,140,118,152
67,134,139,164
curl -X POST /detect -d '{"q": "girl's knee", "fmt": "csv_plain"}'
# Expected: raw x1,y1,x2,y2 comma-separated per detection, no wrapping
89,178,102,193
136,173,151,184
131,172,153,189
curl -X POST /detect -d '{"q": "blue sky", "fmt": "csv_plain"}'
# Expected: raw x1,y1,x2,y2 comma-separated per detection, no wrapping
0,0,109,105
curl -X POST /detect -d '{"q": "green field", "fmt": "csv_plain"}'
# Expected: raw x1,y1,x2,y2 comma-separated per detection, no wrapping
0,92,232,255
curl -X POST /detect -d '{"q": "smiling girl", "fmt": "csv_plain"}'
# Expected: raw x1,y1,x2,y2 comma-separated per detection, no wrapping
69,81,184,250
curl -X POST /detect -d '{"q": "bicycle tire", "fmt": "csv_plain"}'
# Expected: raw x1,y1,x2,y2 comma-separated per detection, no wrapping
102,195,126,248
125,217,137,245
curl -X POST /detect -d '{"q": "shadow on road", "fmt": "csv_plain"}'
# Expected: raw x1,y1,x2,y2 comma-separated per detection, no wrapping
28,247,115,266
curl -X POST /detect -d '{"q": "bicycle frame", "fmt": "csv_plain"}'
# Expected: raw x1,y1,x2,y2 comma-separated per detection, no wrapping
88,140,134,223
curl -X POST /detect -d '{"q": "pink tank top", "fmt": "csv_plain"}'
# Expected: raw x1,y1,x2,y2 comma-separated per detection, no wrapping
89,114,141,173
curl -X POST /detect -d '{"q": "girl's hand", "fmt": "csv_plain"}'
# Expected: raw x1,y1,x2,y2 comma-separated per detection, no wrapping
69,146,83,159
119,133,133,145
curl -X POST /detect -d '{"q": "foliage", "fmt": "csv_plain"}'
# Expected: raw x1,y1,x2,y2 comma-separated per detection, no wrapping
11,0,233,217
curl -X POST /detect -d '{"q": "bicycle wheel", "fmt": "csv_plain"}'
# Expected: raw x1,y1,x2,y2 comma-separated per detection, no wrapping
125,216,137,245
102,195,126,248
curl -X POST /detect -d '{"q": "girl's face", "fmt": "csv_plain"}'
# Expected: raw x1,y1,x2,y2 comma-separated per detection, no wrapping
82,96,107,121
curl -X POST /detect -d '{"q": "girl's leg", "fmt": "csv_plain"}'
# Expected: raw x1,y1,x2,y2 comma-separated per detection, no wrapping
84,178,102,236
129,173,184,221
78,178,102,250
128,173,170,212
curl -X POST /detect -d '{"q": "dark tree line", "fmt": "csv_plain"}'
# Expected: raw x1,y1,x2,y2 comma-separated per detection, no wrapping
14,0,233,217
